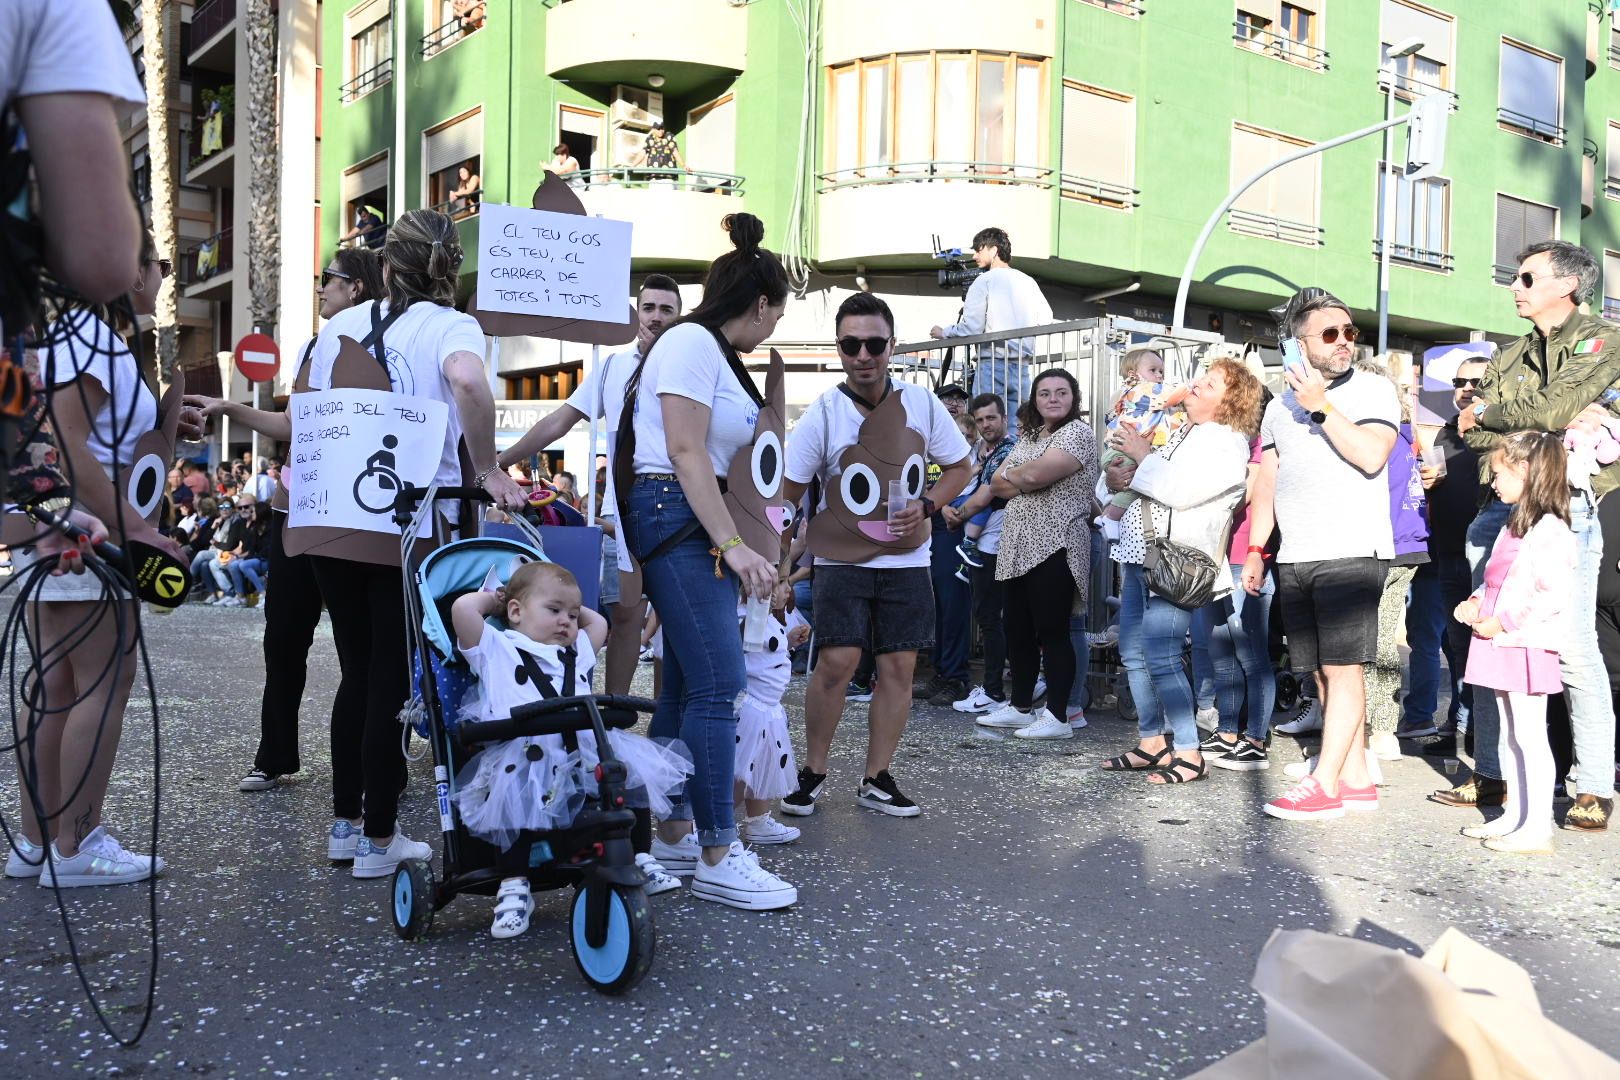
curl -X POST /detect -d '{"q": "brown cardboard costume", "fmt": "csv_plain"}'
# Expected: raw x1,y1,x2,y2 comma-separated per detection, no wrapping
805,386,930,564
723,348,793,562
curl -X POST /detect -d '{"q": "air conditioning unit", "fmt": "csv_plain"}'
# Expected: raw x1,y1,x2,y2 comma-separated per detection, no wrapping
611,85,664,129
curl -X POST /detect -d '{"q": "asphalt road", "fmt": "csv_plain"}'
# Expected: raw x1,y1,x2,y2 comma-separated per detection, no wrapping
1,598,1616,1078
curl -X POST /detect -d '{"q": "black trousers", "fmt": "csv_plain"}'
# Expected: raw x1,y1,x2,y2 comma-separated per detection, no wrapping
1596,491,1620,765
1005,549,1076,714
311,555,409,840
972,554,1007,697
252,515,324,776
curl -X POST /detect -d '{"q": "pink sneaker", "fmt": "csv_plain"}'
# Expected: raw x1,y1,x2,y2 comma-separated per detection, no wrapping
1263,776,1345,821
1340,782,1380,814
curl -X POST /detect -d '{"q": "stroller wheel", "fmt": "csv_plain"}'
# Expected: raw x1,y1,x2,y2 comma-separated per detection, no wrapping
570,883,655,995
391,859,435,941
1275,672,1300,712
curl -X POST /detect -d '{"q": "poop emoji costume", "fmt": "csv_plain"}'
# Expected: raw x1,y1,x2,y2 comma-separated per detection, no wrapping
723,348,794,561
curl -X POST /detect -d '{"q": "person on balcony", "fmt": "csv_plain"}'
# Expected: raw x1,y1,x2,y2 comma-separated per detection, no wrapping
448,164,480,218
545,142,581,184
629,119,683,178
339,204,386,250
928,227,1053,433
452,0,486,33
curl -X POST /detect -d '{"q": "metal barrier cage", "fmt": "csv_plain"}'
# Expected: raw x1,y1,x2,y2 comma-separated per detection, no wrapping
888,315,1226,642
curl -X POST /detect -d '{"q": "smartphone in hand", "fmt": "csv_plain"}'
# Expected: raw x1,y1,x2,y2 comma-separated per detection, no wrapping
1281,338,1306,375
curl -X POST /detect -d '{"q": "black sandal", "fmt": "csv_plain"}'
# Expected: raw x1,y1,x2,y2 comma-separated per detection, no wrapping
1101,746,1172,771
1146,756,1209,784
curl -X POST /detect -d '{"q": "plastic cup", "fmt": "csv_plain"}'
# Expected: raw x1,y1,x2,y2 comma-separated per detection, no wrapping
887,479,908,527
1420,444,1447,478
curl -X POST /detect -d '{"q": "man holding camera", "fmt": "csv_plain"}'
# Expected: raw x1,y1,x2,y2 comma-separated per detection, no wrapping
929,227,1052,430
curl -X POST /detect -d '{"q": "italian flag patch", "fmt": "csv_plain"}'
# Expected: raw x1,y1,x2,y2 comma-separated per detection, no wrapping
1575,337,1606,355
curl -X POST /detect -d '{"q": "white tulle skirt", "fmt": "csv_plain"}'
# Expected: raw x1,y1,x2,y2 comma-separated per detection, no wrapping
576,731,693,818
734,693,796,801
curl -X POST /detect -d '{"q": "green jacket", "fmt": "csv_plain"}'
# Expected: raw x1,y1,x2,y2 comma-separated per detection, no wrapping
1463,310,1620,498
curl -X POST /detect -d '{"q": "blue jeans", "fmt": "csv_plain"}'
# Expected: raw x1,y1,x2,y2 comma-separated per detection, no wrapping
973,352,1030,433
1564,492,1617,797
623,478,745,847
1464,500,1511,779
1402,552,1473,732
209,555,236,594
1118,562,1198,751
1208,564,1275,740
1190,607,1216,712
228,556,267,595
1068,612,1089,710
929,527,971,682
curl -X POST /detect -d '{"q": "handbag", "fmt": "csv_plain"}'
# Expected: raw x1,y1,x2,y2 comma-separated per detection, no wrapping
1138,499,1221,609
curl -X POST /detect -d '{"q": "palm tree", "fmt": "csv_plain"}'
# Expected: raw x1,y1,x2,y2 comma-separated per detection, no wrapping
139,0,179,384
244,0,279,340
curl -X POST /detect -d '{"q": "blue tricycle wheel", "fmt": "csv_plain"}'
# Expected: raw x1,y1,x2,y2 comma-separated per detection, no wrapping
570,884,654,995
391,859,434,941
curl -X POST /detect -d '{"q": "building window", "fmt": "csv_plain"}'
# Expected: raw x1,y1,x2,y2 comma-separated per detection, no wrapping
1228,123,1321,246
340,153,390,250
822,51,1048,187
1379,0,1454,100
1607,121,1620,201
1604,251,1620,321
1492,194,1557,285
1060,82,1137,208
1375,162,1450,270
1234,1,1328,72
422,0,486,60
1498,39,1563,145
342,0,392,104
423,109,483,219
1611,24,1620,71
1073,0,1143,17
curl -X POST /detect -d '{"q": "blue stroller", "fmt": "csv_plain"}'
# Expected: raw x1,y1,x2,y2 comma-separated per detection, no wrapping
384,485,658,994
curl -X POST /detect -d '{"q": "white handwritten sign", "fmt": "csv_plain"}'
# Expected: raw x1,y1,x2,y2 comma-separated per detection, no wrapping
475,203,633,324
287,387,449,536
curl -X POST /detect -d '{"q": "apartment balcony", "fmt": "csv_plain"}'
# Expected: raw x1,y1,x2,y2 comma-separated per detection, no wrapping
189,0,238,73
341,58,393,104
1233,22,1329,73
420,7,487,60
1371,240,1453,274
815,162,1053,266
822,0,1056,66
1227,209,1322,248
184,111,236,188
571,169,745,265
179,228,235,303
544,0,746,95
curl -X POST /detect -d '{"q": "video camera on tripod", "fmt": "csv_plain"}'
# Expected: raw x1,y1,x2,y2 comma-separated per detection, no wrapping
932,234,984,294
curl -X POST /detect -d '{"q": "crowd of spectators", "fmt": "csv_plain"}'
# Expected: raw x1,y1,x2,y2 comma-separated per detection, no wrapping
162,453,280,608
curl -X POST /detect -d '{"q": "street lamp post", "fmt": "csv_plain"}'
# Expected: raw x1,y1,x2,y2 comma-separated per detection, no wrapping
1377,37,1427,358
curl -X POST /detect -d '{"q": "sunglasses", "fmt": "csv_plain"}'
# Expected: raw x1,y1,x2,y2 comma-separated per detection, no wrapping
1302,323,1360,345
1514,270,1569,289
321,268,353,287
1452,376,1482,389
837,335,891,358
156,258,172,278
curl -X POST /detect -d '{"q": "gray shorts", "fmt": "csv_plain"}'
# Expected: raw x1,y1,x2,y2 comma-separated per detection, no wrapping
1277,557,1387,671
811,564,934,655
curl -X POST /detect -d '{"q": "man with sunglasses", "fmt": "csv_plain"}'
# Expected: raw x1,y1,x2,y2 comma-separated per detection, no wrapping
781,292,972,819
1444,240,1618,832
1243,289,1401,822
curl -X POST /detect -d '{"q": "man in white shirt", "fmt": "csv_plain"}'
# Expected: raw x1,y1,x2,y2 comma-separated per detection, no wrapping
497,274,681,693
929,227,1053,431
781,293,972,819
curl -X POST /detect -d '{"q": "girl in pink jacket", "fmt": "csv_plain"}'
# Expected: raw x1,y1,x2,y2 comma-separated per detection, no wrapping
1454,431,1574,855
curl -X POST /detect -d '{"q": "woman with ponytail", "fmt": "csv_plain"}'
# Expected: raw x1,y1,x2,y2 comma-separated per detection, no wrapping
617,213,797,910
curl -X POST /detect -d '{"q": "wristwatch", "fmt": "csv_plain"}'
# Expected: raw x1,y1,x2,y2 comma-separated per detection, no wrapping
1309,401,1333,425
920,496,937,517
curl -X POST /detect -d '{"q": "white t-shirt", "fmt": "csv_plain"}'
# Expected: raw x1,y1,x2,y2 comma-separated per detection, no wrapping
1,0,144,114
309,299,488,496
460,625,596,724
785,381,971,569
41,310,157,474
629,322,760,476
565,345,637,509
939,266,1053,355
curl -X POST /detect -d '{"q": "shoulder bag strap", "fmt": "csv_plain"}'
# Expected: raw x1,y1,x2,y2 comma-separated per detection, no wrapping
361,301,413,373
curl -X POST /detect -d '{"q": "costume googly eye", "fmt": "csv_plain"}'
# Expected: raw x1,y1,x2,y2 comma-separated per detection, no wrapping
901,454,926,500
840,462,881,517
750,431,783,499
125,453,166,520
779,502,797,531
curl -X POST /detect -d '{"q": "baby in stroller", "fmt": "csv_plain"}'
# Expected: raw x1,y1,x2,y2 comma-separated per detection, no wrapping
450,560,690,939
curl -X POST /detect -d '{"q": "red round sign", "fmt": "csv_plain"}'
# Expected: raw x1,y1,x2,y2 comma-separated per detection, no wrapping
234,333,280,382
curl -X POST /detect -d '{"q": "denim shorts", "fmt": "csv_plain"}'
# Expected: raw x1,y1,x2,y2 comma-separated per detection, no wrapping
1277,557,1387,670
811,564,935,654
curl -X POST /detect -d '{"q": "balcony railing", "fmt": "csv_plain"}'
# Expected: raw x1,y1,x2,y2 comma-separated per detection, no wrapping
1059,173,1139,209
191,0,237,47
1227,209,1323,246
1073,0,1144,15
1610,38,1620,68
421,10,486,59
427,190,483,221
1233,22,1330,72
179,228,234,286
1497,107,1565,146
1379,70,1457,107
341,58,392,104
1372,240,1454,272
817,161,1052,192
1604,299,1620,321
1492,262,1521,286
1606,174,1620,200
573,168,744,194
186,110,235,171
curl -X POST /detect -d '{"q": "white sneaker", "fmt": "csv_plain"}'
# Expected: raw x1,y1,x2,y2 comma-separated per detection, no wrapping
490,878,535,939
39,827,165,888
649,829,700,877
739,813,801,845
1032,677,1048,701
976,702,1034,729
1273,700,1323,735
1013,709,1074,740
1369,731,1402,761
1282,749,1386,787
952,685,1005,714
1067,705,1088,730
327,819,362,861
220,596,244,608
352,831,432,879
1195,706,1220,733
634,852,682,895
5,833,45,879
691,842,797,910
1086,626,1120,649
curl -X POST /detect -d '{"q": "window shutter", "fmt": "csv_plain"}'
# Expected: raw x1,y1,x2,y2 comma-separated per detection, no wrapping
1525,200,1555,245
1241,0,1282,24
1381,1,1452,65
343,154,390,204
1608,123,1620,181
343,0,389,37
1499,42,1560,133
1063,84,1134,190
1495,195,1523,268
425,112,483,175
